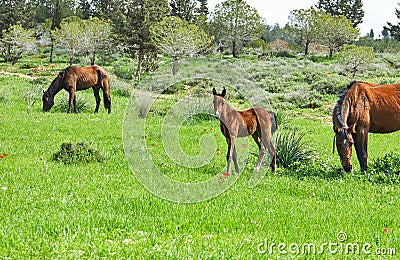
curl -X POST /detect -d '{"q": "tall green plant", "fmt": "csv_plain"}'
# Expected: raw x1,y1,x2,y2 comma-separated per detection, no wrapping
274,130,314,168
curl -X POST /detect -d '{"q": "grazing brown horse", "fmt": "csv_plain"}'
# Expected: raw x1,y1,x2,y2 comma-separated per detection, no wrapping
213,88,277,174
42,65,111,113
333,81,400,172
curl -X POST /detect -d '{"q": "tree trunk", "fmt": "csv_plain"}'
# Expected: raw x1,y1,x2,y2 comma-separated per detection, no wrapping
69,56,73,65
329,48,334,58
172,57,178,75
232,40,238,58
91,51,96,65
304,39,309,56
49,44,54,63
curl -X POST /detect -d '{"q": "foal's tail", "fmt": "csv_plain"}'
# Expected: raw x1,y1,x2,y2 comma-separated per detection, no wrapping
269,111,278,134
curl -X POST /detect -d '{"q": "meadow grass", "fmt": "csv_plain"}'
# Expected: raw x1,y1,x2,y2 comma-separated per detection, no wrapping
0,59,399,259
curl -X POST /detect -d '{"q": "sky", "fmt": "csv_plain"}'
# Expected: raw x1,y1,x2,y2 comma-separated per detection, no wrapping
208,0,400,38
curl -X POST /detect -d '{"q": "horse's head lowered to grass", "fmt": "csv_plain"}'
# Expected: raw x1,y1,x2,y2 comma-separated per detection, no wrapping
332,81,400,172
42,71,65,111
333,123,356,172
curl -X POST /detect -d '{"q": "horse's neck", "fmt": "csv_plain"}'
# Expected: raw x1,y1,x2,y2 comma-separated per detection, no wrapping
48,83,63,97
340,96,355,126
221,104,238,122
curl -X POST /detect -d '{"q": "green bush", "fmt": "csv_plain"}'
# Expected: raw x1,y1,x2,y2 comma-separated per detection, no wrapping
280,158,344,180
54,96,88,112
364,153,400,184
52,142,105,164
274,129,314,168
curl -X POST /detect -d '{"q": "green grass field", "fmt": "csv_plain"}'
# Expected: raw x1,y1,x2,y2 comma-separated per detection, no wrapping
0,57,399,258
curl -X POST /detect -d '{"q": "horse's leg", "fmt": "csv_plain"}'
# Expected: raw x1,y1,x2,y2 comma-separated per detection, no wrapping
267,139,276,174
101,79,111,114
232,145,239,173
68,88,75,113
354,130,368,171
254,137,266,172
93,86,101,113
226,136,237,174
73,93,78,113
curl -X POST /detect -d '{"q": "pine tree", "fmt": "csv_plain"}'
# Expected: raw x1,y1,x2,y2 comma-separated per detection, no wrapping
385,4,400,41
170,0,197,23
77,0,93,19
197,0,209,16
120,0,169,78
49,0,62,62
315,0,364,27
0,0,36,37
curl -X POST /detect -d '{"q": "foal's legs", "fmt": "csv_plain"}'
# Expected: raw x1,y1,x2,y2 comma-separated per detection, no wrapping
252,133,266,172
253,129,276,173
263,132,276,173
226,136,238,174
93,86,101,113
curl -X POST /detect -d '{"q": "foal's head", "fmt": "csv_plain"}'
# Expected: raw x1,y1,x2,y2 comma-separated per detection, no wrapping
212,88,227,119
333,124,355,172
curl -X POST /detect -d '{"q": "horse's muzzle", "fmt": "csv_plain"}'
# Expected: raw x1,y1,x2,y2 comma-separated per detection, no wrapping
343,164,352,172
215,111,220,119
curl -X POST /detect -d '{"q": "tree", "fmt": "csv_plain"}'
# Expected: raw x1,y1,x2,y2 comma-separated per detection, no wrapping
285,9,321,56
316,13,359,58
77,0,93,19
197,0,209,16
119,0,169,79
338,44,374,79
51,17,84,65
369,29,374,39
49,0,62,62
0,0,36,37
0,25,36,64
170,0,197,23
315,0,364,27
385,3,400,40
210,0,265,58
80,17,114,65
150,16,212,75
52,16,114,65
263,23,284,43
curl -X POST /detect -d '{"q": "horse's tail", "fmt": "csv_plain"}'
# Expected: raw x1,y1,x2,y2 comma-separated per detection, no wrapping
97,68,111,113
269,111,278,134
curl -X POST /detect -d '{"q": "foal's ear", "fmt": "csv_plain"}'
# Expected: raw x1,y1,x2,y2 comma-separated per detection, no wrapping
212,87,217,95
221,87,226,97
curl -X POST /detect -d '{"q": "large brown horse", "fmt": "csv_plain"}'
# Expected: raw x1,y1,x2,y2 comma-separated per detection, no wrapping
333,81,400,172
213,88,277,174
42,65,111,113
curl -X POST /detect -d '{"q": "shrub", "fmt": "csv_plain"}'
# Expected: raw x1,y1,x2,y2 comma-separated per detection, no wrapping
52,142,105,164
280,157,344,180
274,130,314,168
54,96,88,112
364,153,400,184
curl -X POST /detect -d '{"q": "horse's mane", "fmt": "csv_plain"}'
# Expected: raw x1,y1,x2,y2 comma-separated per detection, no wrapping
333,81,359,126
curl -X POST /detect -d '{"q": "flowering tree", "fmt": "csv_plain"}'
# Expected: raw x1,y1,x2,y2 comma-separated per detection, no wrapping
150,16,212,75
52,16,114,65
0,24,36,64
338,44,374,79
